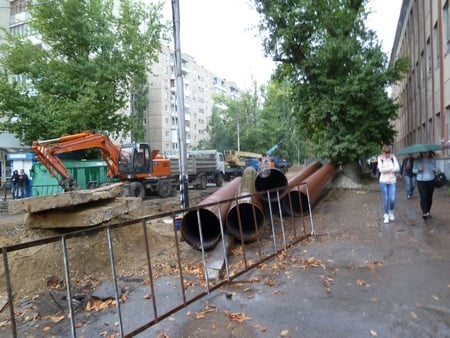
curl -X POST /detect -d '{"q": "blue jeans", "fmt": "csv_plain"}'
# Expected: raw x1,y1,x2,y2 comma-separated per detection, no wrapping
379,182,396,214
403,175,416,198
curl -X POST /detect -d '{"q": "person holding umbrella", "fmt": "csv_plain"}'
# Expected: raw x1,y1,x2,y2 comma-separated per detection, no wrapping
378,145,400,224
413,151,438,219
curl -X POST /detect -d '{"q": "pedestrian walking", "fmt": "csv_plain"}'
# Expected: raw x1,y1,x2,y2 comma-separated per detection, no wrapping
378,145,400,224
10,170,19,199
412,151,438,219
400,155,416,199
17,169,29,199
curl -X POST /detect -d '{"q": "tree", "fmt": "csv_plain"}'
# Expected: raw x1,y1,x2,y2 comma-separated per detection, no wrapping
204,81,300,164
0,0,167,145
254,0,408,165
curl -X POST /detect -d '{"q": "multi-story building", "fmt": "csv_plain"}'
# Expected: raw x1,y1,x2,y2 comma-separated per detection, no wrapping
147,45,240,156
391,0,450,154
0,0,29,184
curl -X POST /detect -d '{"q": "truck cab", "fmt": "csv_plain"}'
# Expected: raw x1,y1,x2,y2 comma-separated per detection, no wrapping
118,143,151,176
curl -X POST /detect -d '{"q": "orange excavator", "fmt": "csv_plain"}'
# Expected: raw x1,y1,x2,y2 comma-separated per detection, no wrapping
32,131,174,198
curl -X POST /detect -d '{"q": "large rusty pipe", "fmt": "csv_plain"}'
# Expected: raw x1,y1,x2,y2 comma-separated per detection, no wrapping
282,163,338,216
181,177,242,250
226,167,265,242
255,168,288,202
287,161,322,186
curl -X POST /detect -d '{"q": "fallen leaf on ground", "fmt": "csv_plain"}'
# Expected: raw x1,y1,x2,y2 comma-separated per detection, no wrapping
356,279,369,286
224,311,251,323
49,315,65,323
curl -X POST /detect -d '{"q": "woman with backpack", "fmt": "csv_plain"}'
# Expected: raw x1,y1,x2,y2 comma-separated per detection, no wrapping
378,145,400,224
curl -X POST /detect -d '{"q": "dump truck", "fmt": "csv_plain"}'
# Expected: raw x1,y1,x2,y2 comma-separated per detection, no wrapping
168,150,225,189
32,131,174,199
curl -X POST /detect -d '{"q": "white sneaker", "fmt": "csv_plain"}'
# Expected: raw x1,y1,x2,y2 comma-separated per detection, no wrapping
383,214,389,224
389,211,395,221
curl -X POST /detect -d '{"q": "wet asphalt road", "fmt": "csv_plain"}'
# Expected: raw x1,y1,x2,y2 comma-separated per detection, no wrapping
3,178,449,337
141,179,450,338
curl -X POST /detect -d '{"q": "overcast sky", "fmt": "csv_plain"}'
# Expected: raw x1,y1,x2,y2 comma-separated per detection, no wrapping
156,0,403,90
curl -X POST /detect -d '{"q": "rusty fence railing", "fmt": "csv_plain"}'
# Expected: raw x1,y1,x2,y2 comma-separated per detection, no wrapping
0,182,315,338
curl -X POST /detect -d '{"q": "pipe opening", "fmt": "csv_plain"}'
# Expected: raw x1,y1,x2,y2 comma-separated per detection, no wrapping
180,209,222,250
283,190,309,216
255,169,288,201
226,203,265,241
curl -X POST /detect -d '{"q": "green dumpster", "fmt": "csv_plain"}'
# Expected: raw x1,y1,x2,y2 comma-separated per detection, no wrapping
31,160,109,197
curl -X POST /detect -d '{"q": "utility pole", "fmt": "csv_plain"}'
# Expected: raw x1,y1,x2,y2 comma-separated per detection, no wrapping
171,0,189,209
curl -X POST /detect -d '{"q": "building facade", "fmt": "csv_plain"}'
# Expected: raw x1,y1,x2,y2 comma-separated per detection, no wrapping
147,45,240,156
391,0,450,154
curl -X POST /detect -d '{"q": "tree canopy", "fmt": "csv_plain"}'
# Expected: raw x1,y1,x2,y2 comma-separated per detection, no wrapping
202,82,297,162
0,0,168,145
254,0,408,164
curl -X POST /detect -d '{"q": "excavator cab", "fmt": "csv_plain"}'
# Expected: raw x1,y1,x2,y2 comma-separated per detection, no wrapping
118,143,152,176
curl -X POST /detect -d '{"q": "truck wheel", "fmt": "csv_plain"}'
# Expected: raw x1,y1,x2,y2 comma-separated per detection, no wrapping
200,175,207,190
215,174,224,187
157,180,172,198
129,182,145,199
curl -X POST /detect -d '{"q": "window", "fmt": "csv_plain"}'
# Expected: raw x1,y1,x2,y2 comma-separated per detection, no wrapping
434,22,439,68
446,107,450,141
445,1,450,53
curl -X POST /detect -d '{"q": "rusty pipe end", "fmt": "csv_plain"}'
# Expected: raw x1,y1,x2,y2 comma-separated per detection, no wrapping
226,201,265,242
255,168,288,202
282,189,309,216
180,209,222,250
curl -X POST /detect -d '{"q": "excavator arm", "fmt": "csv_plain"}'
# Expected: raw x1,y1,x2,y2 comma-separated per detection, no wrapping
32,131,120,191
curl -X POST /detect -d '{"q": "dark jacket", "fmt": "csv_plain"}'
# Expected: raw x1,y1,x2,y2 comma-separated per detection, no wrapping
401,157,415,177
17,172,29,187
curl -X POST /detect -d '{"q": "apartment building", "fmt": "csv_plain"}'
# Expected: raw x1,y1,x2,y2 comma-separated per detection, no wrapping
391,0,450,153
147,45,240,156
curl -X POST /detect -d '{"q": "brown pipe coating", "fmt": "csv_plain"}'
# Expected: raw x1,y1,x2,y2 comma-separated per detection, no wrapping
282,163,338,216
181,177,242,249
287,161,322,186
226,167,265,241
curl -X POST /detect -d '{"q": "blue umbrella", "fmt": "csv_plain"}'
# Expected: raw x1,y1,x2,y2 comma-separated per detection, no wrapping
396,143,441,155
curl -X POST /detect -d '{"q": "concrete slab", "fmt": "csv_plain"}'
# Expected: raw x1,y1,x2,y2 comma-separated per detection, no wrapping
8,183,124,215
206,234,234,280
25,197,141,229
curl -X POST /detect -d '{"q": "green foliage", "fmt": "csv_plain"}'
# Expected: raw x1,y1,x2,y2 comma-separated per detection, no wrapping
255,0,408,164
204,81,299,163
0,0,168,145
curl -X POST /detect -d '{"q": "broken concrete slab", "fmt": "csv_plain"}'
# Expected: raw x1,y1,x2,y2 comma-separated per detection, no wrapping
206,234,234,281
25,197,140,229
8,183,124,215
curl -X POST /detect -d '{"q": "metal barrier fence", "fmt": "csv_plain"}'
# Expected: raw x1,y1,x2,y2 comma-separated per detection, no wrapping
0,183,314,337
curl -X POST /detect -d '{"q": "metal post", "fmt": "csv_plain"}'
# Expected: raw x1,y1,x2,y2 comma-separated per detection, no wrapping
171,0,189,209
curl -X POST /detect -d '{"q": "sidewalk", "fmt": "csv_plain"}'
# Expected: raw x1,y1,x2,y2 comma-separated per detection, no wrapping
1,177,449,337
144,177,450,337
